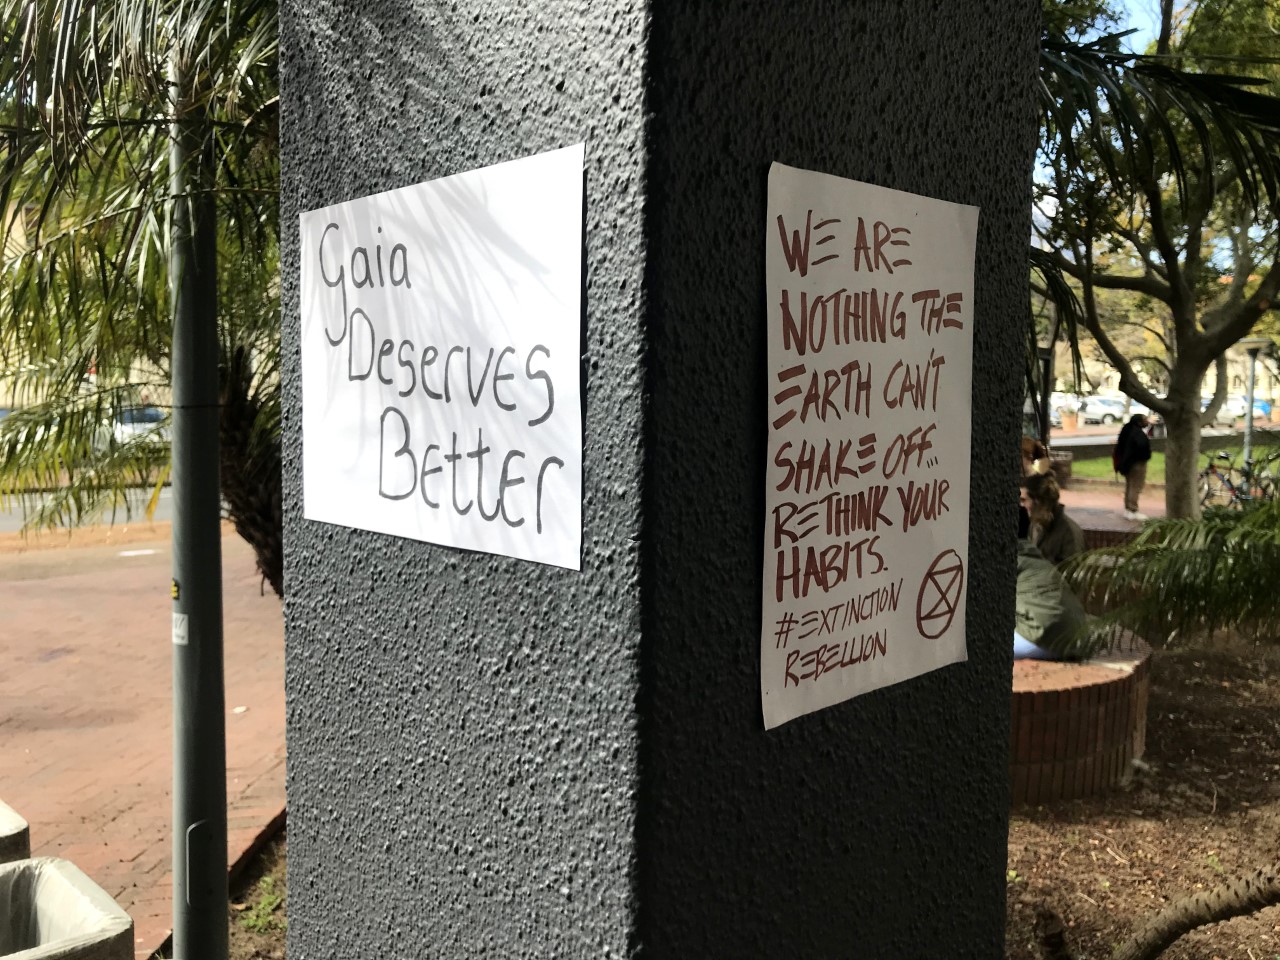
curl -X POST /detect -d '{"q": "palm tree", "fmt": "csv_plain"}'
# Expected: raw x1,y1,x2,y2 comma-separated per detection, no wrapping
1,6,279,957
0,0,282,596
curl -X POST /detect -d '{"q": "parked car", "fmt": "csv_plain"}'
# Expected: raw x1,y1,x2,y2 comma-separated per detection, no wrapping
1078,396,1128,424
1201,397,1244,425
1222,395,1272,420
112,405,169,445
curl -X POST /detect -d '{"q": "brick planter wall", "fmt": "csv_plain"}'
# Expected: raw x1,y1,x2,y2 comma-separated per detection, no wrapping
1082,527,1140,551
1010,632,1151,804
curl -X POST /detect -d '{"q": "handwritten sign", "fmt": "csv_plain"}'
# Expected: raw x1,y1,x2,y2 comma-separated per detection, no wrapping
762,163,978,729
299,145,584,569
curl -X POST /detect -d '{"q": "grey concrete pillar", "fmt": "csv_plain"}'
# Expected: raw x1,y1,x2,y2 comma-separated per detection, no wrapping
281,3,1038,957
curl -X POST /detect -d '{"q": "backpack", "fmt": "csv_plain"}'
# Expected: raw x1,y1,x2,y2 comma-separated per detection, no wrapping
1111,440,1122,475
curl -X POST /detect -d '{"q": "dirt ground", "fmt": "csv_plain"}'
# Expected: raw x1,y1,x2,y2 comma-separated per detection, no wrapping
220,642,1279,960
1007,639,1280,959
227,833,287,960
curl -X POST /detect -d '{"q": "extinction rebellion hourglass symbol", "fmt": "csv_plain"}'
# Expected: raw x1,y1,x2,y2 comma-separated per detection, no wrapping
915,549,964,639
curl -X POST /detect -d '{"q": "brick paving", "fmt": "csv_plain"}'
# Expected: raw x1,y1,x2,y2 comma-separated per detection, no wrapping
1057,478,1166,543
0,529,284,958
0,469,1168,956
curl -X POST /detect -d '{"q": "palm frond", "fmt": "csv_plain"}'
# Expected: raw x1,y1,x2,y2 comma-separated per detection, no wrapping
1040,30,1280,213
1066,500,1280,641
0,0,280,591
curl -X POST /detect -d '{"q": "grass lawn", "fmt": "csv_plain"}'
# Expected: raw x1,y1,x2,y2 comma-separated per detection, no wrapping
1064,430,1280,481
1070,451,1164,479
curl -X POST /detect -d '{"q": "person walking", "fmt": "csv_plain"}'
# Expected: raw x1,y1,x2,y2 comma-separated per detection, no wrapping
1115,413,1152,521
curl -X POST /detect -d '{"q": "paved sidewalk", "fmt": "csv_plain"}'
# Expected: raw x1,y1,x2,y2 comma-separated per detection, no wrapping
0,528,284,959
1059,478,1166,529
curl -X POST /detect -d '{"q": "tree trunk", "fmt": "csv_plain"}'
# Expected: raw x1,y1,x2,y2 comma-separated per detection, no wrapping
1162,399,1203,519
1111,862,1280,960
219,345,284,599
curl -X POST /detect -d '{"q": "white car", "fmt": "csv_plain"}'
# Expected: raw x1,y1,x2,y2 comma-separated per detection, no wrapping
1078,397,1128,424
1222,395,1271,420
111,406,170,446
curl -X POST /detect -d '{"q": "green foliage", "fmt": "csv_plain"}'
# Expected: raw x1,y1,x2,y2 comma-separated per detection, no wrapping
1069,451,1167,479
0,0,282,590
1039,25,1280,214
1067,495,1280,641
1033,3,1280,517
1041,0,1123,39
238,875,284,934
1029,5,1280,434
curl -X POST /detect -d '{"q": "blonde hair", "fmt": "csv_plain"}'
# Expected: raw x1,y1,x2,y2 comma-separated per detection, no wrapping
1021,437,1051,477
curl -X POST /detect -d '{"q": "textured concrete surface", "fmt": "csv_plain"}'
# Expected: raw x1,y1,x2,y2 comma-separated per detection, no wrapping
636,3,1037,956
281,2,1037,957
0,531,285,958
280,4,647,958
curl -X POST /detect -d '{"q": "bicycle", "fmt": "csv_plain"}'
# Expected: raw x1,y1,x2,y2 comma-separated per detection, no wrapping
1198,450,1278,508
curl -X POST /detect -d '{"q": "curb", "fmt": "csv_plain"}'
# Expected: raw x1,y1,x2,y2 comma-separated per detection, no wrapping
1066,476,1167,490
146,806,287,960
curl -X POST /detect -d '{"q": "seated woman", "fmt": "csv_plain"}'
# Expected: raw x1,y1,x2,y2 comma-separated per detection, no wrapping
1022,471,1084,566
1014,506,1094,660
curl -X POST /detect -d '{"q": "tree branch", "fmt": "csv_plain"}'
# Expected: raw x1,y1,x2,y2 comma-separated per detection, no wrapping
1106,318,1173,355
1201,355,1230,428
1202,252,1280,357
1130,354,1172,377
1157,0,1173,56
1183,169,1240,292
1111,221,1168,281
1048,249,1172,302
1140,175,1191,323
1077,233,1168,412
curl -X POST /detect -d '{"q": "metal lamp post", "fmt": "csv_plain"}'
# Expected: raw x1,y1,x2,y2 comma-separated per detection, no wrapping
1239,337,1272,474
169,55,228,960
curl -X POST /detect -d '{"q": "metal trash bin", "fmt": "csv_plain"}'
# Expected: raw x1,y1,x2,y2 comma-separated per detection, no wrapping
1049,449,1073,487
0,803,29,865
0,858,132,960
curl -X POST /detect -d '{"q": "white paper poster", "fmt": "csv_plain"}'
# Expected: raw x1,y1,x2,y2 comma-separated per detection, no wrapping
300,145,584,569
762,162,978,729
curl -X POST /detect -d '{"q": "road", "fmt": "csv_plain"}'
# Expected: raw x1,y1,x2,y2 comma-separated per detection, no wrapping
0,486,174,534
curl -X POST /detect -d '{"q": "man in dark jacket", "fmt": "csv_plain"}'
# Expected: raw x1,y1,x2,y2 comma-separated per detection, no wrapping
1115,413,1152,521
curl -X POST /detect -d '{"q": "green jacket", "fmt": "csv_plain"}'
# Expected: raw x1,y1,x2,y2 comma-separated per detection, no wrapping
1016,541,1092,658
1034,505,1085,566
